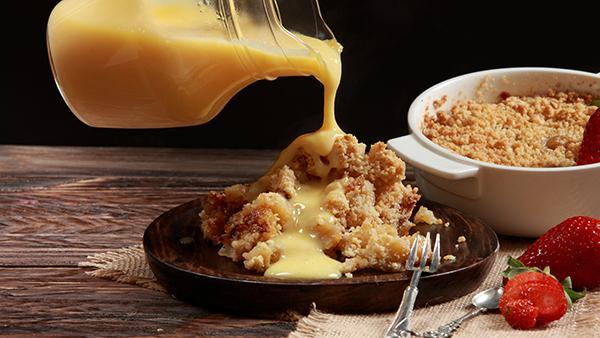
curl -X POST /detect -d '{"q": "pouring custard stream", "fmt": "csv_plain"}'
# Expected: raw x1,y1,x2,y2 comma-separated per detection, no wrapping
237,30,346,280
48,0,346,279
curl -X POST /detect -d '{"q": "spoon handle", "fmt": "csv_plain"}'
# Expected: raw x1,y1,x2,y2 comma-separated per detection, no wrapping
421,307,487,338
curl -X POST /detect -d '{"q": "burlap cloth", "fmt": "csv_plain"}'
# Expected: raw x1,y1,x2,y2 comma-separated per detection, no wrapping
79,239,599,337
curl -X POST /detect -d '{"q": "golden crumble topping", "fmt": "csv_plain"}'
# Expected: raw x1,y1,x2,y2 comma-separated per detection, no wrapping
443,254,456,262
422,91,597,167
199,134,422,275
413,206,443,225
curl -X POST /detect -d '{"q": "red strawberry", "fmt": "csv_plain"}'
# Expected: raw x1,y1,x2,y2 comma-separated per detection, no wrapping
500,271,568,329
518,216,600,290
521,281,569,325
577,108,600,165
500,299,538,329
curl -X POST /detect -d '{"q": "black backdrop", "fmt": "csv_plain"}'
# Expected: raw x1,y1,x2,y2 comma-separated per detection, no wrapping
4,1,599,149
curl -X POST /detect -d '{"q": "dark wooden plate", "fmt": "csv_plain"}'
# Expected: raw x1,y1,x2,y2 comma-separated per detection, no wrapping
143,199,498,315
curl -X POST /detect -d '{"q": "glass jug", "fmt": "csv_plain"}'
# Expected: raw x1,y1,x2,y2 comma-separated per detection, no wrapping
47,0,338,128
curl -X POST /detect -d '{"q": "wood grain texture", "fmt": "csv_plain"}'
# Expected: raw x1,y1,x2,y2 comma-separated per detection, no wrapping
0,145,297,337
0,145,416,336
0,146,278,177
0,268,294,336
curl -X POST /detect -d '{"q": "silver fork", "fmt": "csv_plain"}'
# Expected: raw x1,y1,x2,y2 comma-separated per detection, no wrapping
384,232,441,338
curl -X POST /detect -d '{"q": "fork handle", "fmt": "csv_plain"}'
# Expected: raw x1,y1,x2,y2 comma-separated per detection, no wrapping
384,283,420,337
421,307,487,338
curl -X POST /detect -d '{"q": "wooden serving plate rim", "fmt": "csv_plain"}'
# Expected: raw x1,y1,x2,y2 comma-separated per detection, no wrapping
143,198,500,287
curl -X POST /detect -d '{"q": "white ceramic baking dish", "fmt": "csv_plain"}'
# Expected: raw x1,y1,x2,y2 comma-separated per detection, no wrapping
388,68,600,237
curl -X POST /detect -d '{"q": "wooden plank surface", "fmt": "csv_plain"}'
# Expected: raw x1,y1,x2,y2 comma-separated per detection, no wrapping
0,268,294,336
0,145,301,337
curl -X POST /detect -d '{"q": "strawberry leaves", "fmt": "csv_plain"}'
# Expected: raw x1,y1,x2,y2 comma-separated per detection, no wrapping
561,276,586,308
502,256,545,279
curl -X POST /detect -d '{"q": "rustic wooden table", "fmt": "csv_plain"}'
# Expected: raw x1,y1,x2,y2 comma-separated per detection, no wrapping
0,145,301,337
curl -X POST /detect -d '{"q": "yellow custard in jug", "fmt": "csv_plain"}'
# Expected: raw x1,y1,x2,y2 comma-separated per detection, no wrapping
49,0,423,280
48,0,341,129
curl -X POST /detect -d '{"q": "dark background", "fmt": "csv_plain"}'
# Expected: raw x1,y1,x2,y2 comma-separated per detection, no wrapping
4,1,599,149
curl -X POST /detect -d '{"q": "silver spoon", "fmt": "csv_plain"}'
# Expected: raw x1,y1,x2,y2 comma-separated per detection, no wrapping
420,286,504,338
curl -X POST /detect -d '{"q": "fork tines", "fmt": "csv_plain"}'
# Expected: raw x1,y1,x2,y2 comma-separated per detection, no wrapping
406,232,441,273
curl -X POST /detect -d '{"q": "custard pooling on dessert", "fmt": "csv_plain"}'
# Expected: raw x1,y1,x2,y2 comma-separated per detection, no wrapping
201,136,423,279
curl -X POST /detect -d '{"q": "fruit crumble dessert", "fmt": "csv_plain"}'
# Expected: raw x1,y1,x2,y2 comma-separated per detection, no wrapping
422,91,598,167
200,134,425,278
